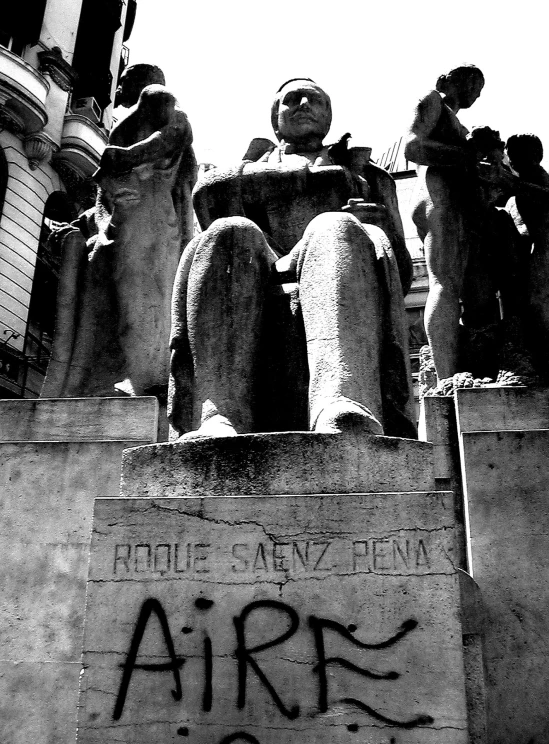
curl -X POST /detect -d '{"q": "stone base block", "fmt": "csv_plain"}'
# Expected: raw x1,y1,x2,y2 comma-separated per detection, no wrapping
77,488,469,744
460,428,549,744
122,432,435,497
0,396,158,442
455,386,549,433
0,397,158,744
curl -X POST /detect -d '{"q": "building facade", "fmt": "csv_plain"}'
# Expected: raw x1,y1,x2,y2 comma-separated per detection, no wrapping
0,0,136,397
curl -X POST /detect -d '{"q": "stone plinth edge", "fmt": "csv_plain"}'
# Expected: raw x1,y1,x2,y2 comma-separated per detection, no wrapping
0,397,159,442
121,432,434,497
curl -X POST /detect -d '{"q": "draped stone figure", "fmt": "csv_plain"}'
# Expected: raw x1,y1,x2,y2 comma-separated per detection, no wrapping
169,78,416,440
41,64,196,398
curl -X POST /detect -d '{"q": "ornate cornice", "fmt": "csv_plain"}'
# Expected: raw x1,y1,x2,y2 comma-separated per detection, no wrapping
38,47,77,93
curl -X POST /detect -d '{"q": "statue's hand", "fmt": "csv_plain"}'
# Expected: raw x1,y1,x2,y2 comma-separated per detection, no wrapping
342,199,389,229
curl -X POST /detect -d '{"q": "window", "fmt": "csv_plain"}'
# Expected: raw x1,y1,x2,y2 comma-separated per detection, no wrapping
71,0,123,113
0,1,47,56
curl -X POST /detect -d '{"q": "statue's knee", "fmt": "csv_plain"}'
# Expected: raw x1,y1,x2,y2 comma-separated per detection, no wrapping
194,217,271,280
305,211,363,239
208,216,264,242
303,213,376,262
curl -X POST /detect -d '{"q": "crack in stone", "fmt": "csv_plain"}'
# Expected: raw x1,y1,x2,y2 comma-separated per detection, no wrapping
89,571,454,585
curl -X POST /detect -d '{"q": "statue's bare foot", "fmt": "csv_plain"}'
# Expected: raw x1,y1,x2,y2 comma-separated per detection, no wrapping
313,399,383,436
179,414,238,440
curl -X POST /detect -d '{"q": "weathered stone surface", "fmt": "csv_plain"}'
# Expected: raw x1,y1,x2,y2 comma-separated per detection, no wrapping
42,64,197,398
169,78,416,440
458,571,488,744
419,395,459,482
78,491,468,743
0,396,158,441
0,398,158,744
0,660,80,744
121,433,435,498
455,386,549,433
418,396,465,569
459,428,549,744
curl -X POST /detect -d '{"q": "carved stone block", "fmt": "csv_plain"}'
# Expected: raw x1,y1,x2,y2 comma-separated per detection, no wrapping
77,490,469,743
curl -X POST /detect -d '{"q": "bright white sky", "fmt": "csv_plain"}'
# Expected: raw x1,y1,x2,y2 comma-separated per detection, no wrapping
127,0,549,168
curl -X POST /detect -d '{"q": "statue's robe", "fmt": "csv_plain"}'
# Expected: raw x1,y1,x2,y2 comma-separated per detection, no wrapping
42,145,195,398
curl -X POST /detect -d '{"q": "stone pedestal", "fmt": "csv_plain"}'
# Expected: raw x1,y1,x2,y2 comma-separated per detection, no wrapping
77,433,472,744
0,397,158,744
454,388,549,744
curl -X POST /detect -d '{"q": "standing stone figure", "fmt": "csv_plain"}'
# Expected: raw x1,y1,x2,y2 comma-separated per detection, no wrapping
405,65,485,384
506,134,549,375
42,64,196,398
169,78,416,440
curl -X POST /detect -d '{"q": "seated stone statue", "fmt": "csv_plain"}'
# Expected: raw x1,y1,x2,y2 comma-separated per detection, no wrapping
169,78,416,440
42,64,196,398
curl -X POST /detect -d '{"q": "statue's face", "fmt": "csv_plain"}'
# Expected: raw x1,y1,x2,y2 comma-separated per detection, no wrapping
276,81,331,142
115,68,157,108
115,69,141,107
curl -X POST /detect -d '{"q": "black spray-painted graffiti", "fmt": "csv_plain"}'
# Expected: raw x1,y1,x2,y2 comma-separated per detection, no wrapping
113,598,434,732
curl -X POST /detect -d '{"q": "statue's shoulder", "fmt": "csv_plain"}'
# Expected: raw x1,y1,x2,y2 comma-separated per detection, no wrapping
192,163,247,213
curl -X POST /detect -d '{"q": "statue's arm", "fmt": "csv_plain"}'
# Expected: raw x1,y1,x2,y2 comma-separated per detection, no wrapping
404,91,471,167
102,110,192,174
193,166,247,230
193,160,312,230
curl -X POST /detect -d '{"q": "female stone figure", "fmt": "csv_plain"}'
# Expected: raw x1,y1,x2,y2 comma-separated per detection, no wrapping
405,65,485,383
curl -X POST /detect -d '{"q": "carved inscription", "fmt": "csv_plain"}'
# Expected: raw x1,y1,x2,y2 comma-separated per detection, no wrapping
113,537,432,577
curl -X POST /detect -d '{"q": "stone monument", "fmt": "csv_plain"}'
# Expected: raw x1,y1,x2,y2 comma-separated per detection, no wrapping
74,79,481,744
41,64,197,399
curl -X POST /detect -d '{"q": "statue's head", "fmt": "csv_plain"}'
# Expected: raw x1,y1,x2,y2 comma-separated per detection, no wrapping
271,79,332,147
115,64,166,108
506,133,543,172
137,85,177,127
468,126,504,159
436,65,484,109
